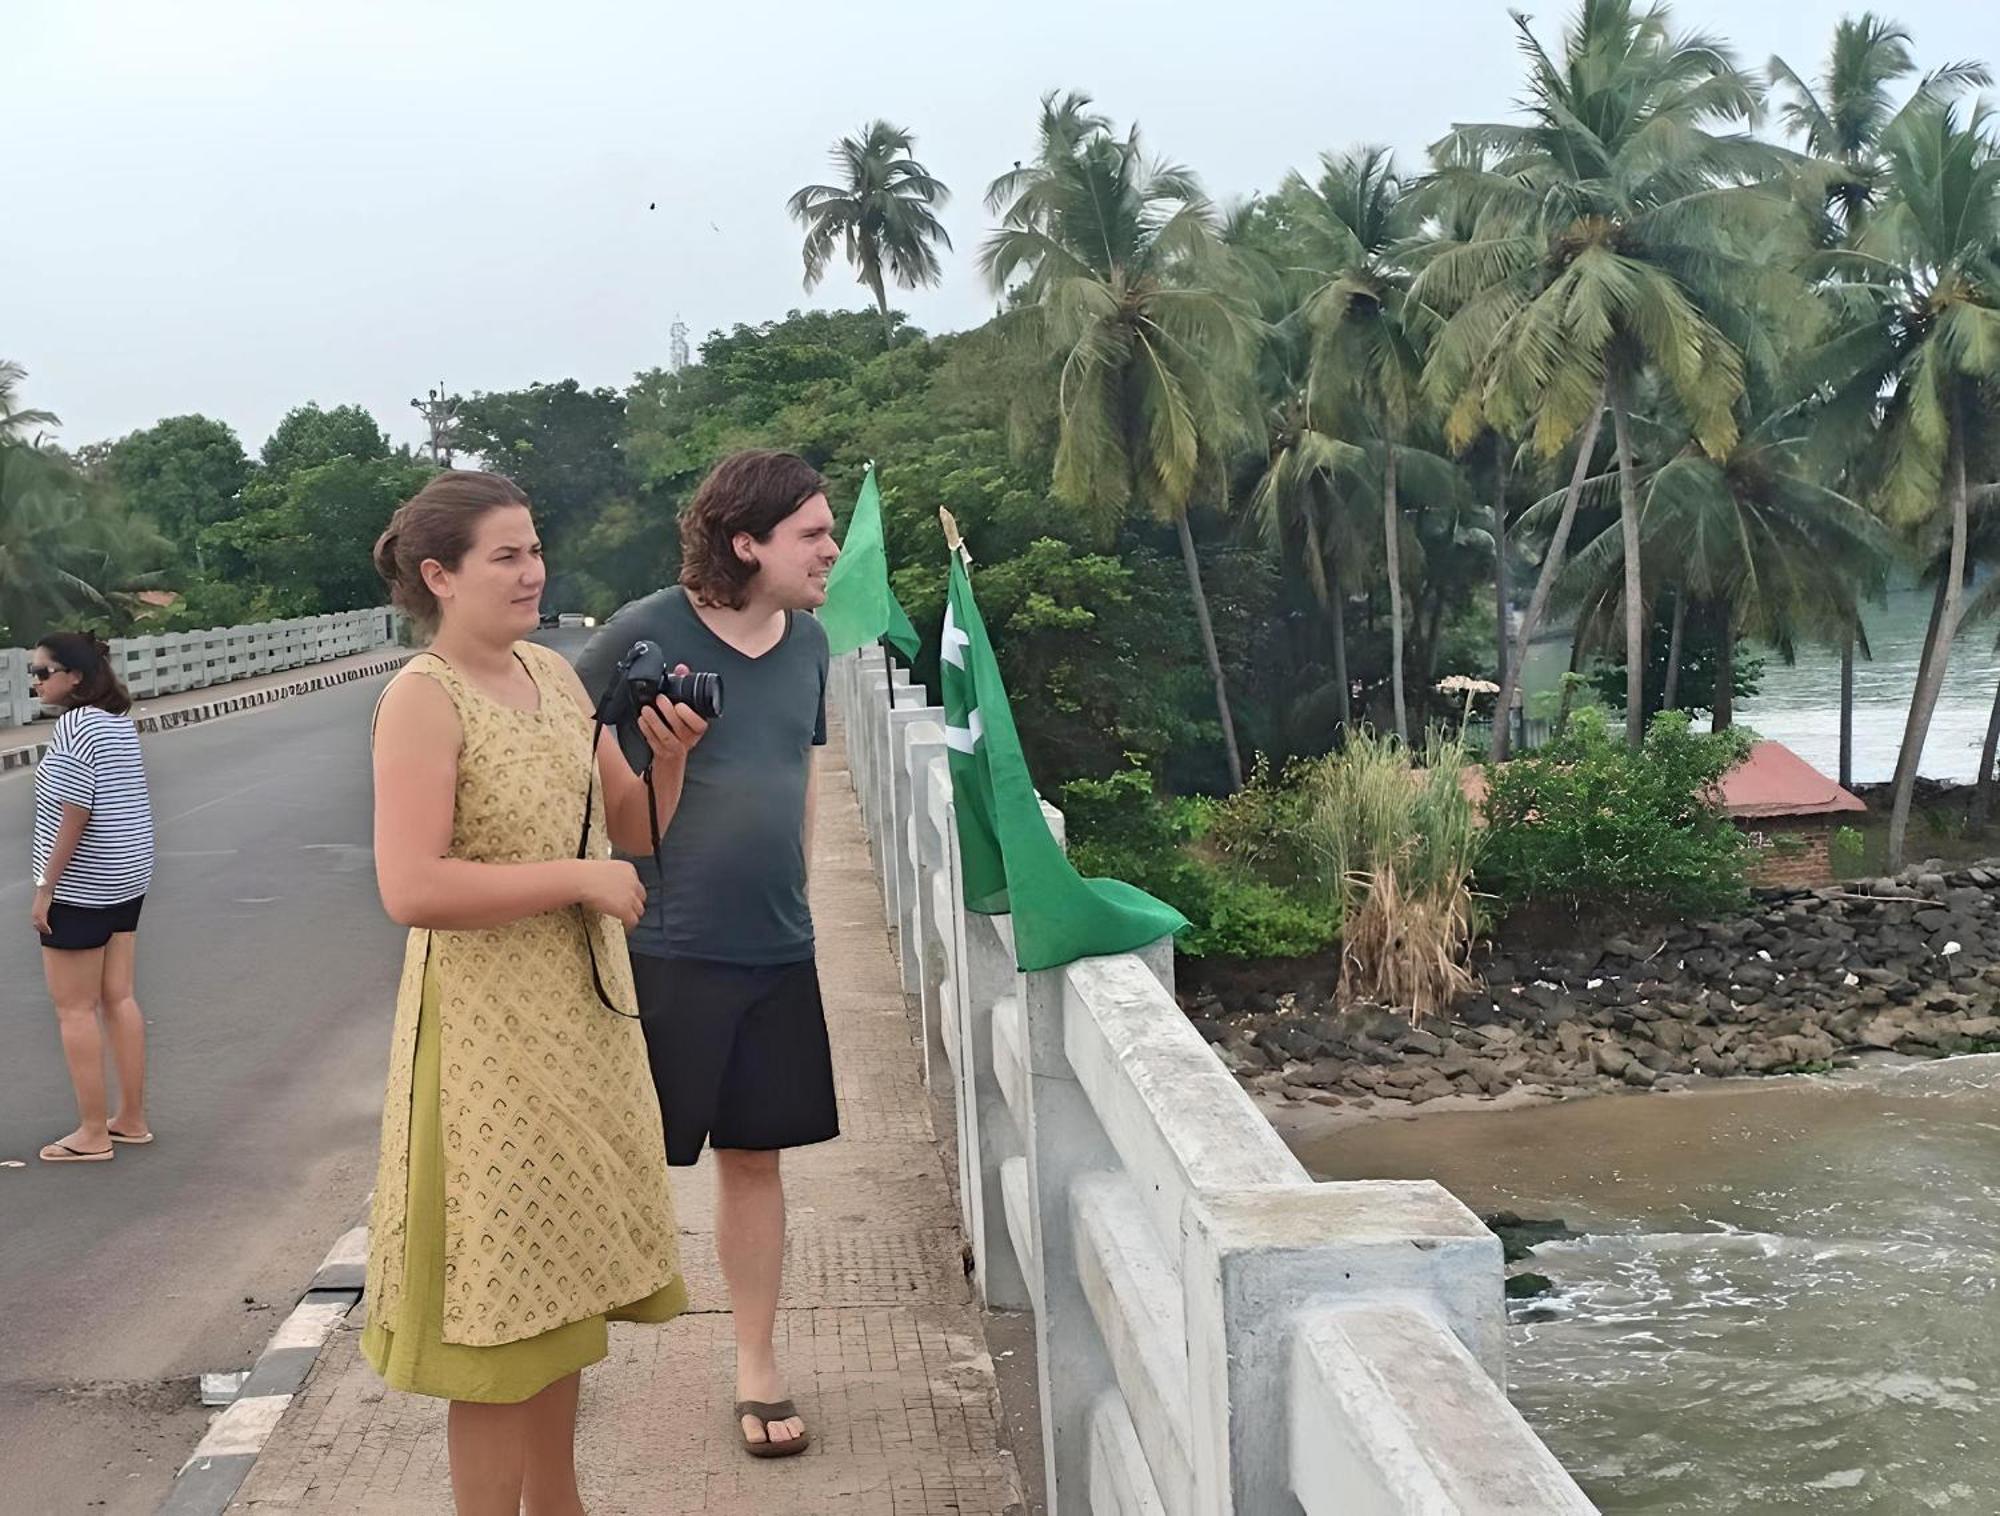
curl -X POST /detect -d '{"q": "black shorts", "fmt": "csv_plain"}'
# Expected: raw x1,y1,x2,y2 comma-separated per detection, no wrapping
630,952,840,1168
39,895,145,951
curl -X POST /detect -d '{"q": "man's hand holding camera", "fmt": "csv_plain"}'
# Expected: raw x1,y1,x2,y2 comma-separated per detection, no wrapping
574,674,708,929
635,663,710,773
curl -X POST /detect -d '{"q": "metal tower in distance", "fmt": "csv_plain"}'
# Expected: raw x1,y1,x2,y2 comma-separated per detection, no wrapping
410,381,461,467
669,317,690,375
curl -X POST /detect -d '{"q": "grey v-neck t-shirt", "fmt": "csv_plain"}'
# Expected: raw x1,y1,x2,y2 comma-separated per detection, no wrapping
575,587,828,964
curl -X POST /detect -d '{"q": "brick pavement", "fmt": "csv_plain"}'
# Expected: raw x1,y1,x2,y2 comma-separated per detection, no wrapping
224,712,1026,1515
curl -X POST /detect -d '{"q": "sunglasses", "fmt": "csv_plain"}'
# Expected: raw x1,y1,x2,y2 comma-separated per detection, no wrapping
27,665,65,682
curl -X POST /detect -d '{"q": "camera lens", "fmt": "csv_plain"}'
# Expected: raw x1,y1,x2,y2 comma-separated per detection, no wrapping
664,670,723,721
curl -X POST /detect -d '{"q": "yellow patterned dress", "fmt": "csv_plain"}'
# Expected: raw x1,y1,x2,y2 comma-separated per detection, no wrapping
362,642,684,1404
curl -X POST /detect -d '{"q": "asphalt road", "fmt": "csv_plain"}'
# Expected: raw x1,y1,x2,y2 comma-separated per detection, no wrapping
0,632,596,1514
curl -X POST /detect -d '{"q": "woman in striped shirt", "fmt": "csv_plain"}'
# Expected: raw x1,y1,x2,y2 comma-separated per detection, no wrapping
29,632,157,1164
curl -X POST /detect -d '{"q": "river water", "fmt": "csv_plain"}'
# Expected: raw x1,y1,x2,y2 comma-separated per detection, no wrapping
1292,1058,2000,1512
1739,587,2000,786
1527,584,2000,784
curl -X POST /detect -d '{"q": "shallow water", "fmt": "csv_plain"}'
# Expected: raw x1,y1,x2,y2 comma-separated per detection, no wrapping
1291,1057,2000,1512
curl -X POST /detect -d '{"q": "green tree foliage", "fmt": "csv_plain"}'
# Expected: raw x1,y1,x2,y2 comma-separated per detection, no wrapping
205,452,434,618
0,442,169,644
0,361,60,444
788,121,952,345
1590,597,1766,718
101,414,251,560
1478,708,1754,916
1061,762,1335,960
1422,0,1791,752
453,380,634,609
259,402,391,478
1808,99,2000,865
980,113,1259,787
150,402,428,624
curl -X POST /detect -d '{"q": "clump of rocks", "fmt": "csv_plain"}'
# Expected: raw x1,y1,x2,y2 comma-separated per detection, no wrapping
1183,863,2000,1111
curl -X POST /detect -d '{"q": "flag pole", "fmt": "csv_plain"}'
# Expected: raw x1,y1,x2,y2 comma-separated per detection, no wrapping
860,458,893,687
939,507,971,573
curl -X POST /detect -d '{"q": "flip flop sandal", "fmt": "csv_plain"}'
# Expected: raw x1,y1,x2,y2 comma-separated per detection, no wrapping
736,1399,811,1459
108,1130,154,1145
40,1141,114,1163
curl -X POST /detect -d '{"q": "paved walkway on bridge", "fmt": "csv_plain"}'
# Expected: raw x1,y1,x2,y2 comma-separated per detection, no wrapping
223,712,1026,1515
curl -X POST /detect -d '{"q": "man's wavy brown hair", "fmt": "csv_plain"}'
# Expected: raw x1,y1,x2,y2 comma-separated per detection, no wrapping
678,450,828,609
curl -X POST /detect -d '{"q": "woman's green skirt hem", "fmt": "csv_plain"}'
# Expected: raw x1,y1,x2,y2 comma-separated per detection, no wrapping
360,965,686,1405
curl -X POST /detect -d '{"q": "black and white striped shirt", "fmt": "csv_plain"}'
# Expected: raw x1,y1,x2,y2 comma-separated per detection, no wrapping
33,706,155,907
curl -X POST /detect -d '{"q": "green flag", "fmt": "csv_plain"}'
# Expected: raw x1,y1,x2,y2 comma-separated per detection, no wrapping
940,548,1188,971
820,465,920,660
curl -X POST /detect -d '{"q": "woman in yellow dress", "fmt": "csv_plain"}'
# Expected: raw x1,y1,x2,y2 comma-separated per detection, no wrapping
364,471,705,1515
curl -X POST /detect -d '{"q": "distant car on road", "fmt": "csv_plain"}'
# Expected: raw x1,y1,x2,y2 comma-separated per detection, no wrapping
556,613,597,629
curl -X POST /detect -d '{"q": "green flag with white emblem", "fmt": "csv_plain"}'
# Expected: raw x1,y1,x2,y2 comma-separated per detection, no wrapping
819,464,920,660
939,544,1187,972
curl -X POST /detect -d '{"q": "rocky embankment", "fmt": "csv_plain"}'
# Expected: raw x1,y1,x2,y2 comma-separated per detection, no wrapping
1183,863,2000,1112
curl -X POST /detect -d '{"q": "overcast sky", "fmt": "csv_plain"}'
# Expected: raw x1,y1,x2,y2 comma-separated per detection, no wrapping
8,0,1995,456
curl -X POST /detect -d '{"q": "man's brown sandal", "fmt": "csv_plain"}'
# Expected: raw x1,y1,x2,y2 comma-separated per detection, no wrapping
736,1399,810,1459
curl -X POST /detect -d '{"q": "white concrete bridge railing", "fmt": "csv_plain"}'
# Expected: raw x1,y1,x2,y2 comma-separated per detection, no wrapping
0,608,398,727
833,646,1597,1516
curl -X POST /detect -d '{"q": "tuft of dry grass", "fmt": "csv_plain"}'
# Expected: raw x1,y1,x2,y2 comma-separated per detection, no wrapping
1300,727,1480,1018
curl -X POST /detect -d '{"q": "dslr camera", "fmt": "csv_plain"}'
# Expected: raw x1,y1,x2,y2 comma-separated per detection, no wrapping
595,640,723,775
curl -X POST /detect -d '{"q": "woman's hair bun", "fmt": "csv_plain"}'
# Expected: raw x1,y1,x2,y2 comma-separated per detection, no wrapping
372,528,402,584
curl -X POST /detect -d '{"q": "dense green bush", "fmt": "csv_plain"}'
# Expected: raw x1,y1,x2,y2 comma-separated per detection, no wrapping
1831,824,1867,877
1060,762,1335,960
1477,708,1753,917
1185,754,1320,891
1182,875,1335,960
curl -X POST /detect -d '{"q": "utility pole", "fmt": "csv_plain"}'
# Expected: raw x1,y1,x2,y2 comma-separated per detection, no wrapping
409,381,460,466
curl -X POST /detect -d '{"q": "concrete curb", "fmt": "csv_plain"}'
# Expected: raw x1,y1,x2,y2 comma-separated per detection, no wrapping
1,651,412,774
156,1225,368,1516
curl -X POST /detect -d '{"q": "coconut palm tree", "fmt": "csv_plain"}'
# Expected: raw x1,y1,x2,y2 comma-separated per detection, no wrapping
1289,147,1432,744
0,443,168,644
1554,388,1893,730
788,121,952,346
1772,18,1989,782
982,123,1259,789
984,90,1112,231
1419,0,1789,755
1245,313,1366,735
1809,101,2000,869
0,361,58,445
1770,14,1990,245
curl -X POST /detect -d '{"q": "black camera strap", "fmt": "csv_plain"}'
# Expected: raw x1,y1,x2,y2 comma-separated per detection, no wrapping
575,715,664,1020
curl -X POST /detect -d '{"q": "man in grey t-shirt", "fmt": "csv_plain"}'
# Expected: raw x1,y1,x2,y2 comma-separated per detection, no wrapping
576,450,839,1459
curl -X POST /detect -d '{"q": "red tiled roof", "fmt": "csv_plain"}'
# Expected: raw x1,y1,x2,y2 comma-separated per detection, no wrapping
1718,740,1867,819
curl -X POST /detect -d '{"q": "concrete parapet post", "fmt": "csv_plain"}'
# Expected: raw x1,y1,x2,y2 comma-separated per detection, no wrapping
1286,1302,1595,1513
888,701,943,996
959,911,1031,1312
1019,958,1122,1513
902,724,949,1061
1181,1182,1521,1513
